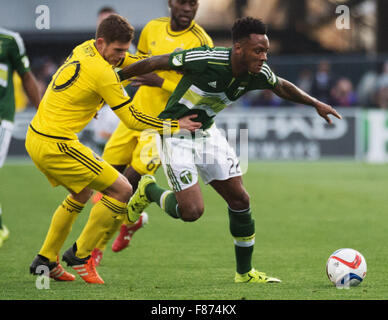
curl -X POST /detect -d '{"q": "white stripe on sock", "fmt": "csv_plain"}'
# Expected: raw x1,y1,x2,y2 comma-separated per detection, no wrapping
234,239,255,247
228,206,250,213
160,190,173,210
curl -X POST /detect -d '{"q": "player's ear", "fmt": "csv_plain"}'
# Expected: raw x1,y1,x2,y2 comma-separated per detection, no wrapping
95,37,106,49
233,42,242,55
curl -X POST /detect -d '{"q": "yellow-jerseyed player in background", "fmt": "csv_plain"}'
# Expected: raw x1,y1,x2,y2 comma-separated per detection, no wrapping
27,14,200,284
91,0,213,264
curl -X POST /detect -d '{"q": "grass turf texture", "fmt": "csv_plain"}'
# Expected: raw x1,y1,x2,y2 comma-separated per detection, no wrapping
1,160,388,300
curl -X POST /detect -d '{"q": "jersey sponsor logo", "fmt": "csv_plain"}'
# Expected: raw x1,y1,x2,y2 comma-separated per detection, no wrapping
179,170,193,185
179,84,233,117
172,53,184,66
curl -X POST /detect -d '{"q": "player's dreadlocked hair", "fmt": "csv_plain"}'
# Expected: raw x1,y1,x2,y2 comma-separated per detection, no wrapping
96,14,134,44
231,17,267,43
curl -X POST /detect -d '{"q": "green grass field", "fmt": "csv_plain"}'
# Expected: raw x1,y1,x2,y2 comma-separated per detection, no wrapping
1,160,388,300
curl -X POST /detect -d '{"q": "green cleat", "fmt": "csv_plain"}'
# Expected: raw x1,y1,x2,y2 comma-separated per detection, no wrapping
127,175,156,223
235,268,281,283
0,225,10,248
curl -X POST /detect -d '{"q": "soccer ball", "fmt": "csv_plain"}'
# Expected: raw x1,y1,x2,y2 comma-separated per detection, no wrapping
326,248,367,287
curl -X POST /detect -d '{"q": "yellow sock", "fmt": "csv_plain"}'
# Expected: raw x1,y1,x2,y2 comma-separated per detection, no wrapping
94,211,136,251
39,195,84,262
94,218,122,251
75,195,127,258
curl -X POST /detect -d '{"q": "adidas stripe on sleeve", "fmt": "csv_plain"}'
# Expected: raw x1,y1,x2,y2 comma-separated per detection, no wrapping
169,45,229,73
184,49,229,62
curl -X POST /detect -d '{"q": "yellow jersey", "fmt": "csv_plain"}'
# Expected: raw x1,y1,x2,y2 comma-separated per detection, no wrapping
30,39,178,140
118,17,213,117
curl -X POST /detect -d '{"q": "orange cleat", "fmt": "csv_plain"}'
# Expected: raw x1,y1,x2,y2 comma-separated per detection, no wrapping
50,257,76,281
112,212,148,252
72,258,104,284
30,254,75,281
62,244,104,284
91,248,103,267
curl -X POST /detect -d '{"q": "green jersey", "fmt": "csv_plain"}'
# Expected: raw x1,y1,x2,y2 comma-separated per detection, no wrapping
158,45,278,130
0,27,30,122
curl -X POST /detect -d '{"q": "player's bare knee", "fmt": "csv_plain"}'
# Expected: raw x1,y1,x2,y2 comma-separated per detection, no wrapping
81,188,93,200
103,175,133,203
180,205,204,222
120,182,133,203
242,192,250,207
70,188,93,204
228,192,250,211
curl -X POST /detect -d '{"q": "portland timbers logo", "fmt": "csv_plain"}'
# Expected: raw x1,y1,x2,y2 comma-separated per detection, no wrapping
172,53,183,66
179,170,192,185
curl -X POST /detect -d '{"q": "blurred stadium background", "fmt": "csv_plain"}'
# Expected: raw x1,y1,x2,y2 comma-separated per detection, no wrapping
2,0,388,163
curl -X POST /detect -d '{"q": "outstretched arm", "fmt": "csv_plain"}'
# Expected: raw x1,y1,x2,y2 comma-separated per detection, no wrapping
272,77,342,124
118,54,171,81
130,72,178,94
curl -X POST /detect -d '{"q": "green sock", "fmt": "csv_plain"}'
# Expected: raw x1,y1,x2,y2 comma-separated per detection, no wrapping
228,207,255,274
146,183,180,219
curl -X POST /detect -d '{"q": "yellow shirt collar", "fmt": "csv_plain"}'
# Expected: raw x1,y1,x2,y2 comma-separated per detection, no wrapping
166,18,196,37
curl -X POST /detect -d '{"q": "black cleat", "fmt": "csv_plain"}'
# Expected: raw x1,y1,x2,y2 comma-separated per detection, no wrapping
30,254,76,281
30,254,56,274
62,243,90,266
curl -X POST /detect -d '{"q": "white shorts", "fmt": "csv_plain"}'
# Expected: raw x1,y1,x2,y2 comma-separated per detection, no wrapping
0,120,14,168
156,124,242,192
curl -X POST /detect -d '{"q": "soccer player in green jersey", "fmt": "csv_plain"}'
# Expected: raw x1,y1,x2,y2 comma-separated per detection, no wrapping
0,27,40,248
92,0,212,264
118,17,342,283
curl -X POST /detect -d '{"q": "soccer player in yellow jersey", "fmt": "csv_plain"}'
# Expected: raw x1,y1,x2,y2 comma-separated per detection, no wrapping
27,14,200,284
92,0,212,263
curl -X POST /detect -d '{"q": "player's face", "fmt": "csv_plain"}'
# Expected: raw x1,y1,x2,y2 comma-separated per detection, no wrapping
99,39,130,66
237,34,269,74
169,0,198,30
